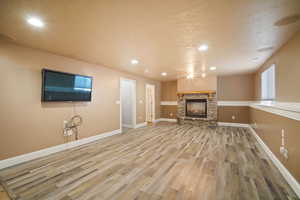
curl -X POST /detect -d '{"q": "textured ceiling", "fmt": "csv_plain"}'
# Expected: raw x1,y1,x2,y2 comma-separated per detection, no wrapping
0,0,300,80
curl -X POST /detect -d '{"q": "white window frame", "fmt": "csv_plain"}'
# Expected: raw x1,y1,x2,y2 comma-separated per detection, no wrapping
261,64,276,101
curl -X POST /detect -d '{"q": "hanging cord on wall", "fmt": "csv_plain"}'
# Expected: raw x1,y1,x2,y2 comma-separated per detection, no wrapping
63,102,83,140
70,114,83,140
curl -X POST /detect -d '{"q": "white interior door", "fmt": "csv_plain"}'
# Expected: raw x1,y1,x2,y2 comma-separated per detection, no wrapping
145,84,155,123
120,78,136,130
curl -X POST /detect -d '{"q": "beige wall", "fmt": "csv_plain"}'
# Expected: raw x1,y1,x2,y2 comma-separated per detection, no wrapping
217,73,255,101
161,80,177,101
250,31,300,183
217,73,254,124
218,106,250,124
160,105,177,119
177,76,217,92
160,80,178,119
250,108,300,182
254,31,300,101
0,40,160,160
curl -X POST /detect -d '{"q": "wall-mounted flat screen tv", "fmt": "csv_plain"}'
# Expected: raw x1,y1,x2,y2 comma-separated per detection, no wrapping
42,69,93,102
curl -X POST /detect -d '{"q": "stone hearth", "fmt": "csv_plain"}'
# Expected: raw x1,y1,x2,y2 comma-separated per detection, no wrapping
177,91,217,126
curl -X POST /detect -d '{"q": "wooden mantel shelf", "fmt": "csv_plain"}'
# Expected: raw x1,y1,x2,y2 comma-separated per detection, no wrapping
177,90,216,99
177,90,216,96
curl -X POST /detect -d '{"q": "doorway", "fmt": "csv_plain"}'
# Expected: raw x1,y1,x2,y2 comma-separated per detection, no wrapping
120,78,136,133
145,84,155,124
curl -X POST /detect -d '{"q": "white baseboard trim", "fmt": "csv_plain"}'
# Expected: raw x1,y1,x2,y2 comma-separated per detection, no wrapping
134,122,147,128
160,101,178,106
122,124,134,128
134,119,177,127
0,129,121,170
219,122,300,196
217,122,250,128
154,118,177,123
159,118,177,122
248,126,300,197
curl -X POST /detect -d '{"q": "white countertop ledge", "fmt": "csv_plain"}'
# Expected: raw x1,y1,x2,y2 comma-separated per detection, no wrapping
250,104,300,122
253,101,300,113
219,101,300,121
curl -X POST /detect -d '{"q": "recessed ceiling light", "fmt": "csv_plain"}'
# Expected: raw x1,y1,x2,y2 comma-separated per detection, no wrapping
198,44,208,51
209,66,216,71
201,73,206,78
131,59,139,65
161,72,167,76
27,17,44,28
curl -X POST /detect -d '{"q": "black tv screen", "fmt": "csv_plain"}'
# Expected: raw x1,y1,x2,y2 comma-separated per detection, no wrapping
42,69,93,102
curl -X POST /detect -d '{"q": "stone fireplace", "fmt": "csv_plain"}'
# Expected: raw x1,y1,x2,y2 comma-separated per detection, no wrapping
177,91,217,126
185,99,207,118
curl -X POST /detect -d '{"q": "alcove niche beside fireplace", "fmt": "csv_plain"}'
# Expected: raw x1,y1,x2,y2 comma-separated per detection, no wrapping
177,91,217,126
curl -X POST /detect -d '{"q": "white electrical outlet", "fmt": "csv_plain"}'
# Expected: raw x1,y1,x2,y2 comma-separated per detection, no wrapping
280,146,288,159
254,122,257,129
63,129,73,136
251,123,257,129
280,129,288,159
280,146,285,153
283,149,288,159
63,120,68,128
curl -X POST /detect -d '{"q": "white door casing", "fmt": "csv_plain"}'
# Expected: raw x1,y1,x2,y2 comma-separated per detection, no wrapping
145,84,155,122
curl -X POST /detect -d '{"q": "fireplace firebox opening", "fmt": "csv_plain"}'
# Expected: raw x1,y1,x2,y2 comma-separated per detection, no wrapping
185,99,207,118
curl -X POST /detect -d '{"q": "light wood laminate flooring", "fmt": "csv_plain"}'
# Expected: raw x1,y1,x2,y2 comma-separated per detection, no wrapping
0,123,297,200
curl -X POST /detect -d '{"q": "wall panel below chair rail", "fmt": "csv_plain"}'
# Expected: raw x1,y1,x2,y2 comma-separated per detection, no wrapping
218,106,250,124
160,105,177,119
249,107,300,183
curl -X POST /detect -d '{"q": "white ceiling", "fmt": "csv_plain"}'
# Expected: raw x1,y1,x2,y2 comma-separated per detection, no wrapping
0,0,300,80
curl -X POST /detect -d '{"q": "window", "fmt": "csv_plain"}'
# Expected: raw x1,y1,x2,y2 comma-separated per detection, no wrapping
261,64,275,100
